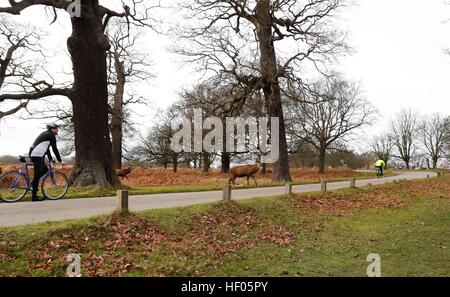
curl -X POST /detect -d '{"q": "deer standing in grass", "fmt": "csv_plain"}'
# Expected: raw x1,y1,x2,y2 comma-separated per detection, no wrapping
229,161,261,186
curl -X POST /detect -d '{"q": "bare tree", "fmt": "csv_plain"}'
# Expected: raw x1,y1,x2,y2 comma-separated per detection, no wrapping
133,108,180,172
445,122,450,160
288,141,317,168
178,78,266,173
391,109,419,169
135,125,173,170
179,82,228,172
0,0,158,187
177,0,349,181
286,75,374,174
0,17,51,120
419,113,449,169
371,134,394,166
107,21,153,169
28,21,152,167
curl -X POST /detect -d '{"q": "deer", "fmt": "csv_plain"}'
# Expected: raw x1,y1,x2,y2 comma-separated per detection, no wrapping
229,161,261,186
115,167,132,180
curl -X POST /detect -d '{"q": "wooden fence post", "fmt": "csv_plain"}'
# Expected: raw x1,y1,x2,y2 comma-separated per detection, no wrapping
223,184,232,201
116,190,129,214
321,179,327,193
285,183,293,195
350,178,356,189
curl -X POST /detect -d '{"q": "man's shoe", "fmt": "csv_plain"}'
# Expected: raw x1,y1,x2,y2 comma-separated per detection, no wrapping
31,196,45,202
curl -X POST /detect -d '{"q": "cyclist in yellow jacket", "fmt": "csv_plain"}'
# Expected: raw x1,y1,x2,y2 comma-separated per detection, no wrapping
375,159,386,177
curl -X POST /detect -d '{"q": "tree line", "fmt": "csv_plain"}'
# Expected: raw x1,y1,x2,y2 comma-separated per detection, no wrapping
131,89,450,173
372,109,450,170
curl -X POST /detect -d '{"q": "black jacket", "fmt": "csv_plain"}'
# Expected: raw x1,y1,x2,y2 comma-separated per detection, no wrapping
29,130,62,163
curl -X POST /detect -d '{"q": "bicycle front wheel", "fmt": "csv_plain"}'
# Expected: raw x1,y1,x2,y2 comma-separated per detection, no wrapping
0,171,29,203
41,171,69,200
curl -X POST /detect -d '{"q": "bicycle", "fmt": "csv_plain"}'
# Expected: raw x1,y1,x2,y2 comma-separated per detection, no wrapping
376,166,383,178
0,156,69,203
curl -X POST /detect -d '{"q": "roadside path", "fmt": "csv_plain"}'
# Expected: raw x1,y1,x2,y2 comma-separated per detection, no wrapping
0,171,435,227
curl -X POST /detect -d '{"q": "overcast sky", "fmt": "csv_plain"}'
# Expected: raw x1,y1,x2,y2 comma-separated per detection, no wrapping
1,0,450,156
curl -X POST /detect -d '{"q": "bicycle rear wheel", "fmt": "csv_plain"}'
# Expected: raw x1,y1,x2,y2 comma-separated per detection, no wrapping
41,171,69,200
0,171,29,203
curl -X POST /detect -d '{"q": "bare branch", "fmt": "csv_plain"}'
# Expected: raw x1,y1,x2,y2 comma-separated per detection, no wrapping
0,0,71,15
0,100,28,118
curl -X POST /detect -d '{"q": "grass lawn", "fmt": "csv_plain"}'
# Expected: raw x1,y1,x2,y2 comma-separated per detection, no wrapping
0,174,448,277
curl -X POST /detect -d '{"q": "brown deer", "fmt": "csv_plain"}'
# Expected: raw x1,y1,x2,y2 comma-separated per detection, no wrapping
229,162,261,186
115,167,132,180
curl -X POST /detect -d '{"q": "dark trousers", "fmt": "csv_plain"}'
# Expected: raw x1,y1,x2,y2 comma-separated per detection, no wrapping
376,166,383,176
31,157,48,196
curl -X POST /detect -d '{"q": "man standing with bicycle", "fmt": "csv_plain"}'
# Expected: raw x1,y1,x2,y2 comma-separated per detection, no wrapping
29,123,62,202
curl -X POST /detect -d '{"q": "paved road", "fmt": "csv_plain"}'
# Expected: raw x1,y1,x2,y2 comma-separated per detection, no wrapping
0,171,435,227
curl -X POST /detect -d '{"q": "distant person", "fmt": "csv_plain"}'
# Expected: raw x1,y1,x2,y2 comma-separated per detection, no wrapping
28,123,62,202
375,159,386,177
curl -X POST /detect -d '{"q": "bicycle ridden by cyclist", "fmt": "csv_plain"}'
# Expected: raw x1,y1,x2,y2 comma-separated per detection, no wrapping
29,123,62,202
375,159,386,177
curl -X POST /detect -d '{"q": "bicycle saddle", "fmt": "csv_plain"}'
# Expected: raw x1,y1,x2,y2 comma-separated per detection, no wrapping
19,156,32,165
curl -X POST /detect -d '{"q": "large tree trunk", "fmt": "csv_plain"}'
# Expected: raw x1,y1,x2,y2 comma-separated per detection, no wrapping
255,0,291,182
67,1,118,187
404,158,410,169
261,162,267,175
111,52,125,169
318,148,326,174
432,157,438,169
221,152,230,173
202,152,210,173
221,123,230,173
381,154,389,168
173,153,178,173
